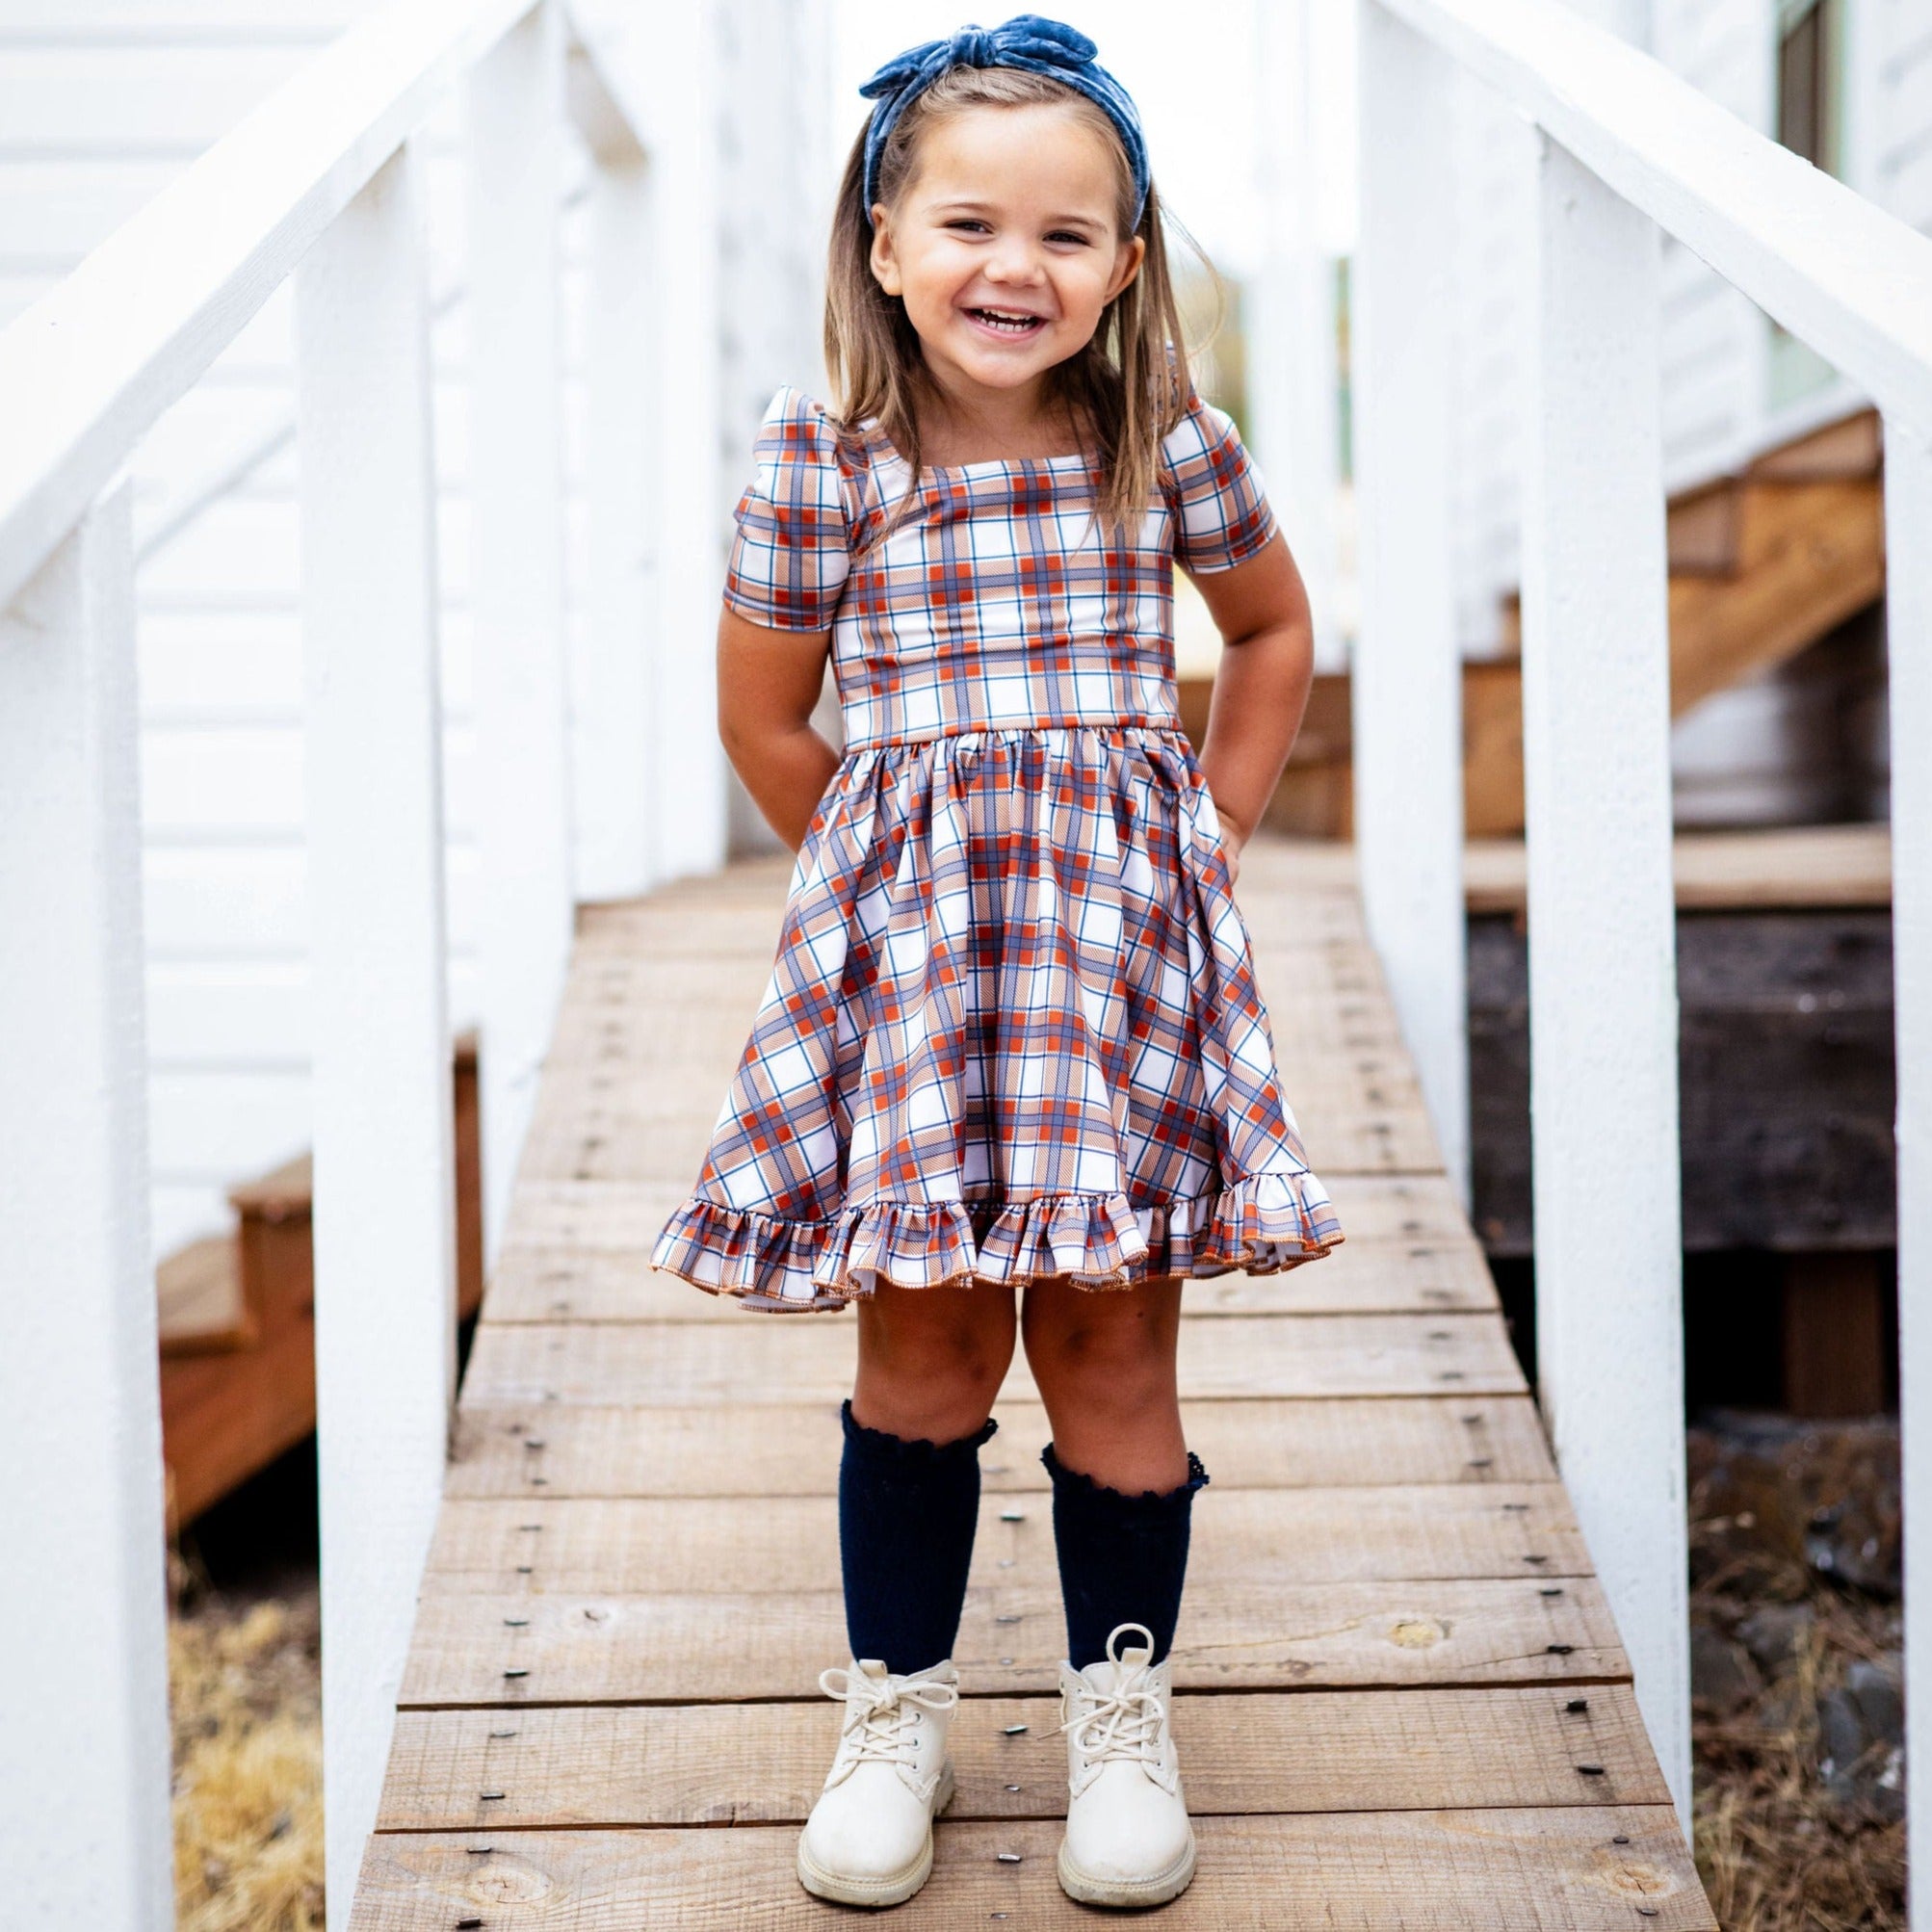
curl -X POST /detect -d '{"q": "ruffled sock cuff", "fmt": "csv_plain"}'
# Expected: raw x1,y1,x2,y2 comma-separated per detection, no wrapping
840,1396,1000,1461
1039,1439,1210,1511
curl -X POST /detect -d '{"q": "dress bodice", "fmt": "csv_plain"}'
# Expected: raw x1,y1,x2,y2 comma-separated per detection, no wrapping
720,384,1278,752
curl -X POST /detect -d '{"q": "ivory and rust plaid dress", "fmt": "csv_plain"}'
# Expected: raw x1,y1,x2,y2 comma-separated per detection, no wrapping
649,383,1344,1312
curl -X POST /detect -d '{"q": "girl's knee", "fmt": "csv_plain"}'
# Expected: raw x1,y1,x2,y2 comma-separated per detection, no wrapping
1022,1286,1179,1395
854,1285,1015,1437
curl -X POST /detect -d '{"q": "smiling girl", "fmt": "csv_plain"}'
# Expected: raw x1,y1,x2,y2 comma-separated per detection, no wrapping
650,13,1342,1911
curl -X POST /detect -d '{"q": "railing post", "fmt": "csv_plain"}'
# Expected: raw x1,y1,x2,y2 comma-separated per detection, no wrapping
467,0,574,1258
0,484,172,1926
1520,131,1690,1830
294,139,457,1913
1352,0,1468,1193
569,39,657,901
1885,410,1932,1931
648,0,728,882
1251,0,1342,670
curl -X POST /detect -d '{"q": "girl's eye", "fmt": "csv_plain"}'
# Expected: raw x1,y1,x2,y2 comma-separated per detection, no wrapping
947,219,989,234
1047,231,1090,247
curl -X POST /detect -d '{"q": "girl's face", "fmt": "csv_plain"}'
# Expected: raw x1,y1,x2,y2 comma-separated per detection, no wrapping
870,102,1146,405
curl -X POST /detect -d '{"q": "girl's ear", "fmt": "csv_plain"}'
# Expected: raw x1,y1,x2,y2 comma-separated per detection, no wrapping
870,207,903,297
1106,233,1147,303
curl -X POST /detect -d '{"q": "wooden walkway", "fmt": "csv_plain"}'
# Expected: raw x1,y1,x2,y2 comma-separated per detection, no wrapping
349,836,1716,1927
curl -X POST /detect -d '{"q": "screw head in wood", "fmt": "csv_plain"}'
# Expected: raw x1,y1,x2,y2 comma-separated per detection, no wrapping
996,1851,1023,1863
1566,1697,1589,1711
1003,1723,1029,1736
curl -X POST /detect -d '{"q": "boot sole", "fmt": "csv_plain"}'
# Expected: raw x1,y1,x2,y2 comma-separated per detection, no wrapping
796,1761,955,1908
1056,1828,1197,1909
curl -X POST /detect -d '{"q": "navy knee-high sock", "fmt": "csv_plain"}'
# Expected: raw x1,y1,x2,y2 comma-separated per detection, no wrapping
839,1397,998,1676
1042,1442,1211,1670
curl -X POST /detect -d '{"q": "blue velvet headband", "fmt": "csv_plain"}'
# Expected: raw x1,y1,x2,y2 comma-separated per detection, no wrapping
859,13,1150,233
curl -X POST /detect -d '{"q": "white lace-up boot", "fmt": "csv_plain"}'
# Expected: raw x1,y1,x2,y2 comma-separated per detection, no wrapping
1056,1621,1196,1906
796,1656,960,1906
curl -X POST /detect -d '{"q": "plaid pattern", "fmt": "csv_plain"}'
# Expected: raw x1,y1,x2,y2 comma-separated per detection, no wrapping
653,386,1343,1311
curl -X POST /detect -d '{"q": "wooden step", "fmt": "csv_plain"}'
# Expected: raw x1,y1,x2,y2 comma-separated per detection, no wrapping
157,1233,252,1357
1199,407,1887,841
158,1030,485,1526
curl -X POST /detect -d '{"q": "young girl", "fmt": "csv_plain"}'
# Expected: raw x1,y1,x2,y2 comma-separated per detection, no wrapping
651,13,1342,1910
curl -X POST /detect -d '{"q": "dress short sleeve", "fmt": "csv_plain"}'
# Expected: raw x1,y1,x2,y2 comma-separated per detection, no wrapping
722,386,852,630
1161,387,1278,574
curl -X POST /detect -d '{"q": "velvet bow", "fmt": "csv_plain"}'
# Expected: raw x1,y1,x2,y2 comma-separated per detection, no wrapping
858,13,1149,230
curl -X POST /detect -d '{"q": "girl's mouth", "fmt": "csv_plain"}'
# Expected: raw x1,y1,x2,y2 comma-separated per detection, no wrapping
964,306,1048,339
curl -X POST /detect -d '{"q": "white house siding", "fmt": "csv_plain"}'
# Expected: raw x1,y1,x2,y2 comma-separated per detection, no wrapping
714,0,835,855
1449,0,1932,641
1867,0,1932,230
1,0,804,1258
1447,69,1535,655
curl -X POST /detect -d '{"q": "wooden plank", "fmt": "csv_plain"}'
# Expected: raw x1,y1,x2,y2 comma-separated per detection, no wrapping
483,1232,1496,1322
377,1681,1666,1828
447,1395,1556,1498
418,1484,1588,1596
351,1809,1713,1930
396,1576,1627,1704
497,1171,1479,1257
457,1313,1528,1408
1465,822,1894,915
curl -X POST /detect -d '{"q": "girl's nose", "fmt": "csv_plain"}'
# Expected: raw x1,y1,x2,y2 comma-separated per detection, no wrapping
984,242,1045,286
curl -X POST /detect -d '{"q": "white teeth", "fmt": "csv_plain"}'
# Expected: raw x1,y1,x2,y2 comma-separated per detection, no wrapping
973,307,1042,331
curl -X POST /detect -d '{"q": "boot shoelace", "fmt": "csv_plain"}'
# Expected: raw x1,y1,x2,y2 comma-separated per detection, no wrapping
1057,1620,1165,1767
1058,1674,1164,1766
819,1666,960,1764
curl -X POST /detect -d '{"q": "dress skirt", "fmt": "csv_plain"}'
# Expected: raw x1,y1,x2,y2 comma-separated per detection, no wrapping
649,721,1344,1313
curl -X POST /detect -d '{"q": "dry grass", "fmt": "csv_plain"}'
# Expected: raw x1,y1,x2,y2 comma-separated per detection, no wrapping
1689,1418,1906,1932
170,1568,325,1932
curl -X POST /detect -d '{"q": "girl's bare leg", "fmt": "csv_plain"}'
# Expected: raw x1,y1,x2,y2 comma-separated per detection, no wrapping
1019,1273,1188,1493
851,1277,1017,1443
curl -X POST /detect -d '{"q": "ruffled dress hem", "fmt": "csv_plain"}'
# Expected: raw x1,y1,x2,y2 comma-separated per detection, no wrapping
649,1173,1345,1314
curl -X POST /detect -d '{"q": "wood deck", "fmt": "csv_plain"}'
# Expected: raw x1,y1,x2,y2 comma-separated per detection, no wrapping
348,835,1716,1928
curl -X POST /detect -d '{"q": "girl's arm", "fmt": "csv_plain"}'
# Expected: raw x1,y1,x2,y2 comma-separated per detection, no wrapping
718,603,842,852
1185,533,1317,883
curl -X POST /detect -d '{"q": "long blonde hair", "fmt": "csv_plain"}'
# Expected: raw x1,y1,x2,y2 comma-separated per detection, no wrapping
824,65,1209,536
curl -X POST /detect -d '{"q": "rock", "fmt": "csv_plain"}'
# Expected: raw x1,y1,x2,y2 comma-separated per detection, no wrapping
1689,1410,1900,1598
1690,1621,1762,1714
1817,1658,1909,1822
1844,1656,1904,1746
1736,1601,1815,1675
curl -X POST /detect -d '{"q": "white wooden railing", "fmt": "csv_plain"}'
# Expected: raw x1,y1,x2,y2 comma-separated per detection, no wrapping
0,0,724,1919
1352,0,1932,1878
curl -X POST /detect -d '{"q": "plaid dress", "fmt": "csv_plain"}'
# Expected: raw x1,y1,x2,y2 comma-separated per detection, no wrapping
649,383,1344,1312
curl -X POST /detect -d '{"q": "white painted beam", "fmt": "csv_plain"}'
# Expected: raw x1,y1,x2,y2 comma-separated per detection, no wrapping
1886,411,1932,1932
466,0,576,1257
645,0,727,879
1375,0,1932,438
1520,132,1689,1832
572,54,656,901
0,0,540,612
0,484,172,1928
293,141,457,1914
1250,0,1343,672
1352,0,1468,1195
